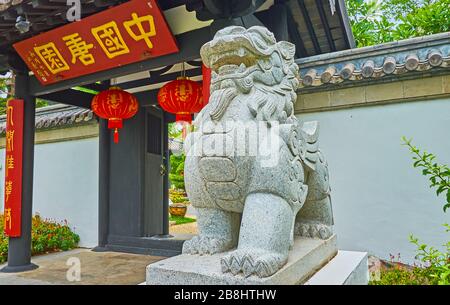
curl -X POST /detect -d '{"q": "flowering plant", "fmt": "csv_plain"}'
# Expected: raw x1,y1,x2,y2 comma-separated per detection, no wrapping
0,214,79,263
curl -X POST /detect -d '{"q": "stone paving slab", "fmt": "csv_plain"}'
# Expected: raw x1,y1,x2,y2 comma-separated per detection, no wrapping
0,249,165,285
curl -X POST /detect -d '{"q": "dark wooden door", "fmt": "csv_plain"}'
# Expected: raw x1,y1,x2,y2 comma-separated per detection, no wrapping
144,106,165,237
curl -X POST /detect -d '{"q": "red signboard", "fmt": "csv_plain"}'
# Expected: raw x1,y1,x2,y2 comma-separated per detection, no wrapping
3,99,24,237
13,0,179,85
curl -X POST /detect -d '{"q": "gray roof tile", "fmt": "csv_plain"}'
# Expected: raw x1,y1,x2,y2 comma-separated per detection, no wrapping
0,104,95,134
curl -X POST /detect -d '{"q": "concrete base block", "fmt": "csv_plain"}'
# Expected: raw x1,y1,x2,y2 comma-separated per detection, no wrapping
305,250,368,285
146,235,337,285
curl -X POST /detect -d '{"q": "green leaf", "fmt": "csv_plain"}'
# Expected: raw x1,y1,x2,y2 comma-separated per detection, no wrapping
436,185,446,196
444,203,450,213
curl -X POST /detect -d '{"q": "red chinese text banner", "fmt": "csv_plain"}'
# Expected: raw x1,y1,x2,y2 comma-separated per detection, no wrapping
13,0,179,85
3,99,24,237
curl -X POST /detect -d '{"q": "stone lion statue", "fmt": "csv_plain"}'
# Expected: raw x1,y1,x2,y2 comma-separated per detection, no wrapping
182,26,333,278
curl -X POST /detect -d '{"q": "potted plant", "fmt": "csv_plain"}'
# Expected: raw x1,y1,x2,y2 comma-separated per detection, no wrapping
169,189,189,217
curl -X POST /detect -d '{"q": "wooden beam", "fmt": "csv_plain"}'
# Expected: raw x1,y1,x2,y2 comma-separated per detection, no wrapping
117,67,202,91
297,0,321,54
134,89,159,107
315,0,336,52
266,1,289,42
81,81,110,92
40,88,96,108
336,0,356,49
286,7,308,57
157,0,189,11
29,27,212,96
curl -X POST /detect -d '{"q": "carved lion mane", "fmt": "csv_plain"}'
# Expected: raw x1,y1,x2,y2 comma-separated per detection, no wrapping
200,26,300,124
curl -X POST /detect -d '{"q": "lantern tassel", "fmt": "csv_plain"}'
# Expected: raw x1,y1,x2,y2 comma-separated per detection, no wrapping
114,128,119,144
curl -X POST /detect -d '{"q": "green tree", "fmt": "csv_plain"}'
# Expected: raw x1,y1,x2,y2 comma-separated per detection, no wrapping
168,122,183,139
0,74,10,115
0,73,49,115
346,0,450,47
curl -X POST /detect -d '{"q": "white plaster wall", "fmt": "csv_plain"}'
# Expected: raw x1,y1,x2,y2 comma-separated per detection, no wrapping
0,98,448,260
297,98,450,263
0,137,99,248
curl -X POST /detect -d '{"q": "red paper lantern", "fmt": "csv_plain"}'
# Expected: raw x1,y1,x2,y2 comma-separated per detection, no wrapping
157,76,203,123
91,87,139,143
202,64,211,106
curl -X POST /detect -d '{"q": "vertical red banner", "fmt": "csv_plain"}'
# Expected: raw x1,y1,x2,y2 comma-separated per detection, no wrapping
3,99,24,237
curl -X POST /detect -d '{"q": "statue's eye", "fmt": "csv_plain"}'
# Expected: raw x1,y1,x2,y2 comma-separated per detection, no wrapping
248,28,276,45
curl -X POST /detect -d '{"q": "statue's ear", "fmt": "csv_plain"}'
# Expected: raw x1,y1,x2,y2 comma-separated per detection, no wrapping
278,41,296,60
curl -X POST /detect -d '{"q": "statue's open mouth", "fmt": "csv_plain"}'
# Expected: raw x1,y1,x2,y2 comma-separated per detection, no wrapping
210,47,259,74
202,33,271,77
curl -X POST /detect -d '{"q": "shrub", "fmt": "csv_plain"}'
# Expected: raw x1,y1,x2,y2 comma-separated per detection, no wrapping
370,253,445,285
376,137,450,285
409,225,450,285
169,153,186,190
169,188,189,204
370,265,436,285
0,214,80,263
402,138,449,284
371,138,450,285
402,137,450,212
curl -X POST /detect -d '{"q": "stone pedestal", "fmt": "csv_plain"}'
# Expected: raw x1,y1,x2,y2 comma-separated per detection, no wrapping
147,235,338,285
305,250,368,285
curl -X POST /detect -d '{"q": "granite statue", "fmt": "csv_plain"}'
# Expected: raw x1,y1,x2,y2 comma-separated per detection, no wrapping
182,26,334,278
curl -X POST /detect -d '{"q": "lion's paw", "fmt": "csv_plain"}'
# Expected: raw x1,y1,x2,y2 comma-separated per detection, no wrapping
221,249,287,278
294,221,333,240
182,236,234,255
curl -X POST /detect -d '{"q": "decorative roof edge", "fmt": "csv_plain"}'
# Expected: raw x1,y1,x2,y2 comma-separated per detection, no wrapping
0,104,96,134
0,103,184,149
296,32,450,91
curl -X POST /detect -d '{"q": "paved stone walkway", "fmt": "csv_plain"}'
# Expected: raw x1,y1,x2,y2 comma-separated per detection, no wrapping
170,222,198,235
0,249,165,285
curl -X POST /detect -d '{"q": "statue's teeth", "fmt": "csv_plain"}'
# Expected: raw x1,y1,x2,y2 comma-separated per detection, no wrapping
238,48,245,57
238,63,246,72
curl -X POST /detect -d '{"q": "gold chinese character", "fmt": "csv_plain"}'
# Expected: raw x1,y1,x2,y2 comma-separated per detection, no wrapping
123,13,156,49
63,33,95,66
6,130,14,152
5,155,14,177
7,105,13,126
4,208,11,230
91,22,130,59
34,42,70,74
5,180,13,203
